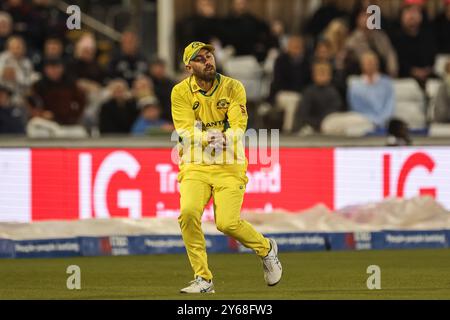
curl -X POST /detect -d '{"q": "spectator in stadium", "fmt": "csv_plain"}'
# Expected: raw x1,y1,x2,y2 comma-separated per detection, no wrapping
269,35,311,102
32,58,86,125
0,12,13,52
176,0,232,70
321,18,350,98
68,33,106,85
267,19,289,51
25,94,63,138
223,0,271,62
312,38,340,83
68,33,108,132
0,84,25,134
322,18,349,65
434,60,450,123
131,96,174,136
0,36,35,106
313,38,333,64
99,79,139,134
177,0,224,48
265,35,311,132
108,31,149,86
27,0,67,51
345,10,398,78
434,0,450,54
33,36,65,72
348,51,395,129
1,0,32,41
148,57,175,122
132,75,155,101
262,20,289,80
304,0,347,38
391,2,437,86
293,61,343,134
400,0,431,27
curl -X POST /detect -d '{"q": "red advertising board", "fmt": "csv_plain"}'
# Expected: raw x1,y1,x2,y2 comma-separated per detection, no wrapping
2,147,449,223
31,148,334,221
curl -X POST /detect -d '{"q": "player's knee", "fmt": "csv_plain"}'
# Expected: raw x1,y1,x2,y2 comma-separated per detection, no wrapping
179,205,202,225
216,220,239,235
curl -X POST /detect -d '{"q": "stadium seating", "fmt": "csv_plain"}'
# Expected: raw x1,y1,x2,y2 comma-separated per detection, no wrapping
425,78,442,122
275,91,302,133
222,55,265,102
429,123,450,137
393,79,427,129
434,54,450,78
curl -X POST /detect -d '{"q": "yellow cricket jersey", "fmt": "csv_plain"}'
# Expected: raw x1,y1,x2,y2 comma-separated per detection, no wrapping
171,73,248,170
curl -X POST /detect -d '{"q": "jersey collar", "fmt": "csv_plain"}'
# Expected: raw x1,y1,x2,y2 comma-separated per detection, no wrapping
189,73,222,96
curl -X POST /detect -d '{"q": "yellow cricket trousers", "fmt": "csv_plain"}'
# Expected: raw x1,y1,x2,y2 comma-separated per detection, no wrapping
178,164,270,281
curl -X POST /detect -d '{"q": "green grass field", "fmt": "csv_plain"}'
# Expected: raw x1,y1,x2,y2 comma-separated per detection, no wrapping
0,249,449,300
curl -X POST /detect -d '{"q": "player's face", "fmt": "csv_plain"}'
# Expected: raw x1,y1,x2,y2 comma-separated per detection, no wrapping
188,49,216,82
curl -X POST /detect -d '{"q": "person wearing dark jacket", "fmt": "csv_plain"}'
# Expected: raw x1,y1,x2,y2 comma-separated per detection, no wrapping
108,31,148,86
99,79,139,134
27,0,67,52
434,0,450,54
293,62,343,133
223,0,271,62
148,58,175,122
269,35,311,102
0,84,25,134
33,36,66,73
32,59,86,125
177,0,224,47
390,3,437,86
304,0,347,38
1,0,32,41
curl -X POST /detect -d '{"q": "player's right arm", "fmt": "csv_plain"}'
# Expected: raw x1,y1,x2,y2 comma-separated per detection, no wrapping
171,85,208,147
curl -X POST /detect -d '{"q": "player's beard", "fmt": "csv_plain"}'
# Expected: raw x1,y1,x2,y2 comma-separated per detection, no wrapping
194,65,216,82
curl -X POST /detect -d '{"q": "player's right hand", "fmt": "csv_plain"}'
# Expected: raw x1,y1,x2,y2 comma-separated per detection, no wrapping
207,129,227,149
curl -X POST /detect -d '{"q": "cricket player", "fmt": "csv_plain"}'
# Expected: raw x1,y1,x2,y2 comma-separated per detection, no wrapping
171,41,282,293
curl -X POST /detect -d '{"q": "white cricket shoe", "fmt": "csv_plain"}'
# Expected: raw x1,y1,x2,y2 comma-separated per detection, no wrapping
180,276,215,294
262,238,282,286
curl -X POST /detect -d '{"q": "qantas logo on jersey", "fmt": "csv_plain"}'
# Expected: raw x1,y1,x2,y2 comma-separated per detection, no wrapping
203,120,226,128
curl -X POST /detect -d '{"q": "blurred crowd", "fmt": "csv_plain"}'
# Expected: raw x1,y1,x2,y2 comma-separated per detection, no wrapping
0,0,175,137
178,0,450,142
0,0,450,140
